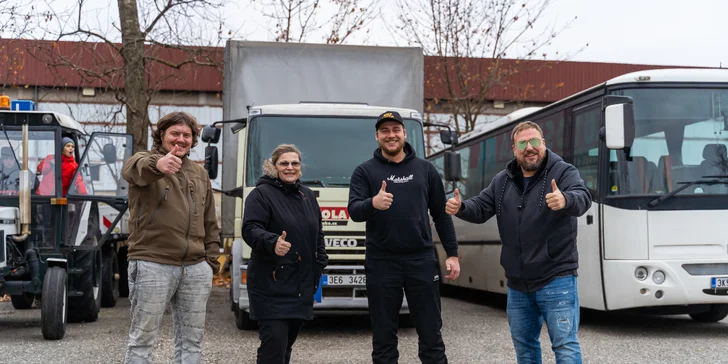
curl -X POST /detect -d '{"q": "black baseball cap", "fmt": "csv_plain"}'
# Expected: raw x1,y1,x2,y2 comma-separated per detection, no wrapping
375,111,404,130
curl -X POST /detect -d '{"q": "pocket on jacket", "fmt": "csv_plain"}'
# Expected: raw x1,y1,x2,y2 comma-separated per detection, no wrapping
382,217,431,252
271,262,302,297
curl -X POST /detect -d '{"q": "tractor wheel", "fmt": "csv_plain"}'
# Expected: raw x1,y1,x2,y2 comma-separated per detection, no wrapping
118,245,129,298
101,247,119,307
67,248,102,323
41,266,68,340
10,293,35,309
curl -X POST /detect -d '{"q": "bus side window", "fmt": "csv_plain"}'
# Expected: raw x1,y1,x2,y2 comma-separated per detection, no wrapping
572,104,601,194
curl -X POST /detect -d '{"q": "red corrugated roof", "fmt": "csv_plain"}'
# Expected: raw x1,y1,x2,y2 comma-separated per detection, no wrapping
0,39,711,103
424,56,710,103
0,39,223,92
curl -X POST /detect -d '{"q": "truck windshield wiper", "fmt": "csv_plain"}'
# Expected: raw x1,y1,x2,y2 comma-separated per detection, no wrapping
300,179,327,187
647,176,728,207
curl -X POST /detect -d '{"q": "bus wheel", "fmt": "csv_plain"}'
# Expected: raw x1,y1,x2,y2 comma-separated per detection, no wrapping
41,266,68,340
689,304,728,323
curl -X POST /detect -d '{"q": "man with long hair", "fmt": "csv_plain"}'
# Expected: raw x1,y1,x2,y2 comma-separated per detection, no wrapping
121,112,220,364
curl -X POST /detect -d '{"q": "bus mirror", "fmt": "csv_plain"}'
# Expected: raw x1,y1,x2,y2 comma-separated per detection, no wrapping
201,125,221,144
604,102,635,150
444,151,461,182
204,146,218,179
102,144,117,164
440,130,459,145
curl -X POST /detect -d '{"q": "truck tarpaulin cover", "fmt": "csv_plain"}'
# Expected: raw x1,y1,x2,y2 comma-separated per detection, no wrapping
220,40,424,238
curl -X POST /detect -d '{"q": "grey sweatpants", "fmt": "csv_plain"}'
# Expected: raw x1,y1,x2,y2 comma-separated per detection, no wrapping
124,259,213,364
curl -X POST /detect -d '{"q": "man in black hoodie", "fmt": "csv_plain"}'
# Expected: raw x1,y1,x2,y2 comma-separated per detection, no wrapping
446,121,591,364
348,111,460,364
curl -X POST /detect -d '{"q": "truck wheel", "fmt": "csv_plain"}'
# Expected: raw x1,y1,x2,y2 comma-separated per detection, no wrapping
234,305,257,330
10,293,35,309
118,245,129,298
41,266,68,340
68,249,102,323
689,304,728,322
101,247,119,307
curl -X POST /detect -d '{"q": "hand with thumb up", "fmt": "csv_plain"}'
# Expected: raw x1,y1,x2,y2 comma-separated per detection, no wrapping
445,188,462,215
275,231,291,256
545,179,566,211
372,180,394,210
156,144,184,175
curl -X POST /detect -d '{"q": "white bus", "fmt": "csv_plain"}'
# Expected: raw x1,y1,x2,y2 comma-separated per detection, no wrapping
429,68,728,322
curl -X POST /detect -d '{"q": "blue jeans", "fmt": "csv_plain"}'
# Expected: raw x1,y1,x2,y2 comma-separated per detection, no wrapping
506,275,582,364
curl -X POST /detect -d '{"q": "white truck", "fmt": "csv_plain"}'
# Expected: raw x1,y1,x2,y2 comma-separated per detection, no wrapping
200,40,460,329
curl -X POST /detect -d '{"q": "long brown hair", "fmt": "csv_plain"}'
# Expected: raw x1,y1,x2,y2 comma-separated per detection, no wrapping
151,112,201,151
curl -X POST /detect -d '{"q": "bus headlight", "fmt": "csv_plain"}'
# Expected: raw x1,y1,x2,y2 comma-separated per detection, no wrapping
653,270,665,285
635,267,648,280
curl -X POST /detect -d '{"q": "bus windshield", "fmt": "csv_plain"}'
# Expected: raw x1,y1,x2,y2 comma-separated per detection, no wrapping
246,115,425,187
609,88,728,196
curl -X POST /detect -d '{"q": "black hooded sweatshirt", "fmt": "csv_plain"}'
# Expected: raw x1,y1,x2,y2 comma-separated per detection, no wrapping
242,175,329,321
456,149,592,293
348,142,458,260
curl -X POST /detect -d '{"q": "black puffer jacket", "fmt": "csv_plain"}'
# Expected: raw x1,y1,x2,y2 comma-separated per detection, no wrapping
242,176,328,321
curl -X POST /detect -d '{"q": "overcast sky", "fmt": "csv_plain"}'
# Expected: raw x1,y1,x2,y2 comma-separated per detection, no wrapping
11,0,728,68
229,0,728,68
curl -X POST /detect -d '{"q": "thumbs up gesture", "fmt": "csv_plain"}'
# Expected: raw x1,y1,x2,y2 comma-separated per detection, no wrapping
372,180,394,210
546,179,566,211
275,231,291,256
156,145,183,175
445,188,462,215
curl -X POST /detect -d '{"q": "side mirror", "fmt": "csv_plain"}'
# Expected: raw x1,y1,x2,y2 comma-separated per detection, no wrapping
603,102,635,150
443,151,461,182
440,130,459,145
102,144,117,164
201,126,221,144
205,146,219,179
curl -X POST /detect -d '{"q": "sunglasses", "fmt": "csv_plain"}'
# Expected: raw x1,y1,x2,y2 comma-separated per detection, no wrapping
277,161,300,167
515,137,542,151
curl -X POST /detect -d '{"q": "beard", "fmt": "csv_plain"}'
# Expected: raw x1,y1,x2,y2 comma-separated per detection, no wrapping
379,139,404,156
518,150,544,172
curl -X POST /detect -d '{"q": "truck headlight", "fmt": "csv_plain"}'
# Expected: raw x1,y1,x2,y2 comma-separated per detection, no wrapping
653,270,665,285
635,267,648,280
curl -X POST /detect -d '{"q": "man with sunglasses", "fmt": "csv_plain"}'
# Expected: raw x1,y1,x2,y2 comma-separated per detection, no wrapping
445,120,591,364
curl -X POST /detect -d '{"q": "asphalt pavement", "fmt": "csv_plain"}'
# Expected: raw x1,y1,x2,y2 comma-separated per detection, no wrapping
1,286,726,363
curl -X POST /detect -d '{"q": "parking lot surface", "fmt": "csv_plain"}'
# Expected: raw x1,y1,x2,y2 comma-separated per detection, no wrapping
1,286,726,363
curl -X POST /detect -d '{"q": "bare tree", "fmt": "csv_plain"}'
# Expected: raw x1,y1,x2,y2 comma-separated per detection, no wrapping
15,0,233,153
253,0,380,44
393,0,586,137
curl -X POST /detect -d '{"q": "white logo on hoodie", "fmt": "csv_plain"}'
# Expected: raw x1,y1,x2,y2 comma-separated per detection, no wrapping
387,174,414,184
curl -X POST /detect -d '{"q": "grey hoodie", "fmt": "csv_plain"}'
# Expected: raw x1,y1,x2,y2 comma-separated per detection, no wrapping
456,149,592,293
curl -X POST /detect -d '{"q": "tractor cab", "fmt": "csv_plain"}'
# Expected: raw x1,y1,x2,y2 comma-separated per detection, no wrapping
0,103,133,340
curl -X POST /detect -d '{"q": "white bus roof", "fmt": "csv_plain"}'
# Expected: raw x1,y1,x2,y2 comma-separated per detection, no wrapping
0,110,86,134
605,68,728,85
251,103,421,119
458,107,543,144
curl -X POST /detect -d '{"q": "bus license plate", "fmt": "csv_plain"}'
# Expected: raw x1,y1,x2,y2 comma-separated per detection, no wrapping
711,277,728,288
323,274,366,286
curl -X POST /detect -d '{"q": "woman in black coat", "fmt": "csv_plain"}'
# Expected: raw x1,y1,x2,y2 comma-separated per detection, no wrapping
242,144,328,364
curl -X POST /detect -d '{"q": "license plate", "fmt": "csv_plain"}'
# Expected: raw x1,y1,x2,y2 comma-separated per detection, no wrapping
322,274,366,286
711,277,728,288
